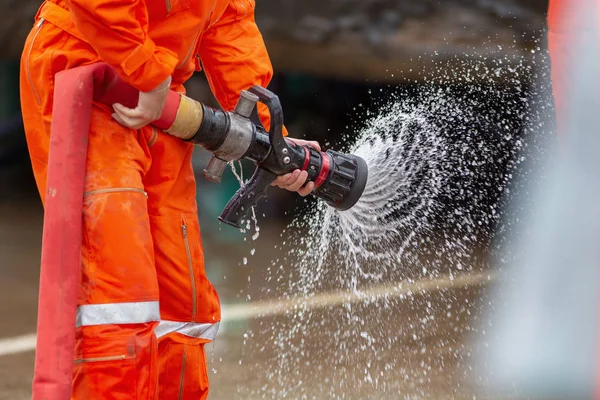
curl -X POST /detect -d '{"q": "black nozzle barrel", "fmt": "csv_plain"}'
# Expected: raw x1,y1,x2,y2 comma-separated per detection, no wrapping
186,104,230,151
314,151,368,211
252,140,369,211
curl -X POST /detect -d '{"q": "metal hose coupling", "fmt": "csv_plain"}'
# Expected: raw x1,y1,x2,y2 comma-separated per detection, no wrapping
164,95,204,140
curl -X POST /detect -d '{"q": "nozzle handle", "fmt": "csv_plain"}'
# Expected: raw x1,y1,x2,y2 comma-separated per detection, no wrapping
246,86,289,167
218,167,277,229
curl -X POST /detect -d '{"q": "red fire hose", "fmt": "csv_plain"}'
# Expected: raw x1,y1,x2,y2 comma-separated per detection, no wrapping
32,63,180,400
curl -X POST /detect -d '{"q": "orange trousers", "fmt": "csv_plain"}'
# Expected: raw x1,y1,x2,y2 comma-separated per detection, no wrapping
21,17,220,400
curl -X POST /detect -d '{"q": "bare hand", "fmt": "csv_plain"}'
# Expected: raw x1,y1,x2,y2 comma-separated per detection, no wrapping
272,138,321,197
112,76,172,129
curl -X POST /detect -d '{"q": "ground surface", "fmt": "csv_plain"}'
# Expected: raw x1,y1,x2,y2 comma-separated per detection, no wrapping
0,165,497,400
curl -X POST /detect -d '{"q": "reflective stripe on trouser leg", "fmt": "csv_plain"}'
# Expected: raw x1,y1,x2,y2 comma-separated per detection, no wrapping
76,301,161,327
155,320,220,341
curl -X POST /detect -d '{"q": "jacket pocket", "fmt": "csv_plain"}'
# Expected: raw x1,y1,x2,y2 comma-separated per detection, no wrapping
72,336,137,397
181,217,198,322
84,187,148,198
73,332,159,399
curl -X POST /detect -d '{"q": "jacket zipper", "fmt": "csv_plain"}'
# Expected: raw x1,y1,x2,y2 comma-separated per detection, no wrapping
165,0,172,13
26,18,45,105
181,219,197,321
84,187,148,198
194,54,202,71
74,354,127,364
176,30,203,70
148,127,158,147
177,345,188,400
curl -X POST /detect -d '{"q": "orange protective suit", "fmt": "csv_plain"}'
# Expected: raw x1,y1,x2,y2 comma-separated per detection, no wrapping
20,0,276,398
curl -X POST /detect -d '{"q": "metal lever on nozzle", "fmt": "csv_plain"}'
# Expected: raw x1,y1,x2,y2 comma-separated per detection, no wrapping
245,86,292,167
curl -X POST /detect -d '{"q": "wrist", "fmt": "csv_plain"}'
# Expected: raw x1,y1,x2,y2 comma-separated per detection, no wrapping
149,76,172,93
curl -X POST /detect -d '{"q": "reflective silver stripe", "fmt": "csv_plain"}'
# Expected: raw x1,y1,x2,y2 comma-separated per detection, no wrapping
76,301,160,328
155,320,220,341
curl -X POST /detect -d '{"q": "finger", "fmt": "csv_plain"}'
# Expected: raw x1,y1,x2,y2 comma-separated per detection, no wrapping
112,111,145,129
273,173,293,187
111,112,130,127
286,170,302,187
113,113,139,129
286,171,309,192
277,170,300,188
113,103,145,119
288,138,322,152
307,140,321,152
298,181,315,197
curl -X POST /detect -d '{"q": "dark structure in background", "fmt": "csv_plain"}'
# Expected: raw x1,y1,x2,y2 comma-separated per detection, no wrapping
1,0,548,80
1,0,550,226
0,0,550,136
257,0,547,82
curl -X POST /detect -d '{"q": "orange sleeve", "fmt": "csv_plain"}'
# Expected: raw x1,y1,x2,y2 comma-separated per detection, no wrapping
199,0,288,135
64,0,179,92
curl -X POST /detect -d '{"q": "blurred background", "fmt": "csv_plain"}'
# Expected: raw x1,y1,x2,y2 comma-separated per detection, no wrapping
0,0,550,247
0,1,576,399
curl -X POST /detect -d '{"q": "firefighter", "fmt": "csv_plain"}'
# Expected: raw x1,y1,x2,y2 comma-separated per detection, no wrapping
20,0,316,398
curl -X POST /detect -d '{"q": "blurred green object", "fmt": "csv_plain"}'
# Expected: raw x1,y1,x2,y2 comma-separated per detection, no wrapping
193,149,249,245
0,60,26,167
0,61,19,121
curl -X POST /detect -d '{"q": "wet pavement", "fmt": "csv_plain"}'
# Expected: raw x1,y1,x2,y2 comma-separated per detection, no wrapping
0,167,498,400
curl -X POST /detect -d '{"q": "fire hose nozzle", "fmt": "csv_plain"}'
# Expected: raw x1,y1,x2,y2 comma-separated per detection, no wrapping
158,86,369,228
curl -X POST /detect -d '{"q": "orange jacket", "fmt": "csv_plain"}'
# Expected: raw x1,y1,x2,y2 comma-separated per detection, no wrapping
38,0,283,132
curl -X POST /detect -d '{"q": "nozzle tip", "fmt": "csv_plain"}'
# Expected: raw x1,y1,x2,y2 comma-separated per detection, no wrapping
333,155,368,211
